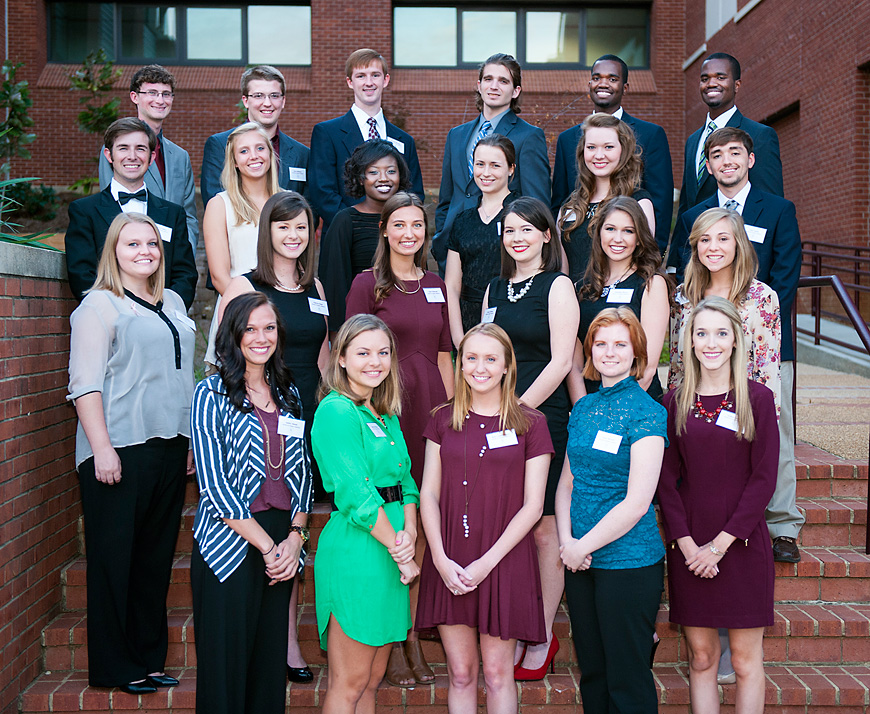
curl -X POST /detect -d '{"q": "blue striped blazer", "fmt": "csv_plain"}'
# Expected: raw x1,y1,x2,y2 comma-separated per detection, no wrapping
191,374,313,582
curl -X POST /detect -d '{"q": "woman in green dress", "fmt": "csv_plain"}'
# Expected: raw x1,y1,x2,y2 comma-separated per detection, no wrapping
312,313,420,714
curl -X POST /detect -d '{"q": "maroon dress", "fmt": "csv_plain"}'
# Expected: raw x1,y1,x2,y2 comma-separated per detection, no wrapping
415,406,553,642
657,381,778,629
346,270,452,486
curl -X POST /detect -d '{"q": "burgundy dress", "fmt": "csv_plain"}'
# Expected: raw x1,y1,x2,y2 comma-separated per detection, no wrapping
415,406,553,642
657,381,778,629
345,270,452,485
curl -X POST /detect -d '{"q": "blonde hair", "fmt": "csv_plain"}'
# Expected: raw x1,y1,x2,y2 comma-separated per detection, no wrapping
320,314,402,416
441,323,530,434
582,307,647,381
220,122,280,226
683,207,758,306
674,296,756,440
89,213,165,302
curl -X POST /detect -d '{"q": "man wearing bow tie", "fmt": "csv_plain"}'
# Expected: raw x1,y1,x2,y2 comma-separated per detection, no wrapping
65,118,198,307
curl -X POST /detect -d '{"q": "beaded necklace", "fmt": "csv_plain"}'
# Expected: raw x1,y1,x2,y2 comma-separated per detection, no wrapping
692,392,733,423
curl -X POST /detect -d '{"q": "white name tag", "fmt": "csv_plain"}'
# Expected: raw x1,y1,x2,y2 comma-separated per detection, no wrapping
289,166,307,182
278,416,306,438
308,297,329,315
482,306,497,323
423,287,445,303
715,410,739,432
496,222,502,236
175,310,196,331
592,430,622,454
156,223,172,242
367,422,387,438
386,136,405,154
745,224,767,244
486,429,518,448
606,288,634,304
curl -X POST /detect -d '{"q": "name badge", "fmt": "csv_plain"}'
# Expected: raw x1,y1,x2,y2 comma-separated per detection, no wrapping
175,310,196,331
156,223,172,242
386,136,405,154
423,287,445,303
367,422,387,438
745,225,767,244
308,297,329,315
486,429,518,449
289,167,307,182
278,416,306,438
482,307,497,323
496,222,502,236
592,430,622,454
606,288,634,304
715,410,739,432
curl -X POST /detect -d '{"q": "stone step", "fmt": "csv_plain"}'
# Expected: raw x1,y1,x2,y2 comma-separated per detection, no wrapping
794,443,868,500
797,498,867,548
19,663,870,713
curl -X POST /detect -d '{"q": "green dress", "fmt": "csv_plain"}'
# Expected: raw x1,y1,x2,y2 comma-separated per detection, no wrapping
312,391,420,648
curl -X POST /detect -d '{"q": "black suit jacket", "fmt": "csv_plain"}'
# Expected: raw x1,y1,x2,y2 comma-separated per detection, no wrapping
676,108,783,224
65,187,198,308
308,111,424,233
552,110,674,252
668,186,800,360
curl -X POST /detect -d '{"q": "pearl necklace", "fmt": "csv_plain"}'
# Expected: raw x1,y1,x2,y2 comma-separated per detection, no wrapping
462,412,499,538
693,392,733,423
507,274,535,302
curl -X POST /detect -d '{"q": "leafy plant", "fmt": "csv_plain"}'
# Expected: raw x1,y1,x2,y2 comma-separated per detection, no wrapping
0,60,36,179
5,181,57,220
69,176,101,196
68,49,122,136
0,176,59,250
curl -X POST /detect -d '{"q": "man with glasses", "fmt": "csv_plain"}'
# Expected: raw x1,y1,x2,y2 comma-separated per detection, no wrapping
99,65,199,255
201,65,311,208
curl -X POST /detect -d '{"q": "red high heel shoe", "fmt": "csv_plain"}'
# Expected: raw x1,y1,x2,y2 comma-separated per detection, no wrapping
514,635,559,681
513,642,529,675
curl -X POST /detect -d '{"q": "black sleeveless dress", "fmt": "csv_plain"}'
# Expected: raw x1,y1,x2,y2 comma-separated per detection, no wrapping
487,271,570,515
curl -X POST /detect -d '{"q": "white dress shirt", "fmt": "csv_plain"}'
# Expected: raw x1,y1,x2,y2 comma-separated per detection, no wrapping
110,178,147,214
695,105,738,179
350,104,386,140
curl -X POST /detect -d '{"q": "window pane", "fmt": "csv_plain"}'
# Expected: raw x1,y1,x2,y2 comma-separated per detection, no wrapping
461,11,516,64
187,8,242,61
248,6,311,64
526,11,579,63
120,6,177,59
49,3,114,62
585,8,648,68
394,7,456,66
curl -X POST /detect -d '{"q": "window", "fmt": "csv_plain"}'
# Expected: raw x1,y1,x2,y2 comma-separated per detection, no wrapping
393,5,650,68
48,3,311,65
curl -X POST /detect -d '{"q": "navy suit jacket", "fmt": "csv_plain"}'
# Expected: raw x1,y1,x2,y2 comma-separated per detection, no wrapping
434,110,550,264
668,186,800,361
676,108,783,224
200,128,311,207
551,110,674,253
64,187,198,309
308,110,424,233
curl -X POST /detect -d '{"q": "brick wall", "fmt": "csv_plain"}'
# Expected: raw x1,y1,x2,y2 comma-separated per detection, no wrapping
0,244,80,714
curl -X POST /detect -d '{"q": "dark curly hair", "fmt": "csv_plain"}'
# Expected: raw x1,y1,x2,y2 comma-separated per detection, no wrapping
343,139,411,199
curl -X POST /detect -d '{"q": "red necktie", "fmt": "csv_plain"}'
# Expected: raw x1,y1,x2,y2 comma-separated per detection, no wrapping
154,138,166,187
367,117,379,140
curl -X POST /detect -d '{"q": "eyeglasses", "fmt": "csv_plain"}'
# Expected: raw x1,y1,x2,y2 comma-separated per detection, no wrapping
245,92,284,101
138,90,174,99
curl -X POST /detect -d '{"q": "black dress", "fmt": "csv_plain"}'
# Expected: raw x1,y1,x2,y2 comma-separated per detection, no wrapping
577,271,663,401
561,188,652,283
487,271,570,515
448,192,519,333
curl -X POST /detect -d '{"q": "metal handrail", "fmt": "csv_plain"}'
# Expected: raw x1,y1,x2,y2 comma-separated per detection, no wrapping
796,274,870,554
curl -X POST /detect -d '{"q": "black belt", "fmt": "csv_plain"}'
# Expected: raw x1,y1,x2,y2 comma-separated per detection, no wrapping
331,484,403,511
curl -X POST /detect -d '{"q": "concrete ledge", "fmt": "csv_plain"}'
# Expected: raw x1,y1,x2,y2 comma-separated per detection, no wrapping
0,241,67,281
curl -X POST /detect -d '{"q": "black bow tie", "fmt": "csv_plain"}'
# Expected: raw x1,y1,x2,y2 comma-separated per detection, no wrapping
118,189,147,205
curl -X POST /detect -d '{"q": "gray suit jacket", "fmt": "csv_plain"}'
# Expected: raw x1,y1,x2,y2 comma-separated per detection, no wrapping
99,134,199,255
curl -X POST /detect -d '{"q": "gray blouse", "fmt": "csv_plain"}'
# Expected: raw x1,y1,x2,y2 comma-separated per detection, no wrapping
68,289,195,467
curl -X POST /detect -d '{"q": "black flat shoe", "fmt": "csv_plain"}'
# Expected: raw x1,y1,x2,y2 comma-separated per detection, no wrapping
287,665,314,683
147,674,179,688
120,680,157,695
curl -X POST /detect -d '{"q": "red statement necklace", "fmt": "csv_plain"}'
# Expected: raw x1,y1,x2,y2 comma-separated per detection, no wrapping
693,392,733,423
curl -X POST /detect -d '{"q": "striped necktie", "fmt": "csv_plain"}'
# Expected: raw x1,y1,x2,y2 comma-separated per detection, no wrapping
468,120,492,177
697,120,717,184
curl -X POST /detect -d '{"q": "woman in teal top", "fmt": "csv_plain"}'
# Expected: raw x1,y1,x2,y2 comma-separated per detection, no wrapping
312,313,420,714
555,307,666,714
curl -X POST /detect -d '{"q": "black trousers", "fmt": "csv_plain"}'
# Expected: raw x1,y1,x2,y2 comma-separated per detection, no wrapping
191,509,292,714
564,561,664,714
77,435,188,687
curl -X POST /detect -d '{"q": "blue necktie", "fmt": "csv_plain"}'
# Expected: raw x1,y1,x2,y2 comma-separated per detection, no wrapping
468,120,492,177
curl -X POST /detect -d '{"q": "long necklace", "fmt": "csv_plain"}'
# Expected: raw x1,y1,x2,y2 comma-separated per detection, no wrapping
253,407,285,479
693,391,733,423
507,274,535,302
462,412,498,538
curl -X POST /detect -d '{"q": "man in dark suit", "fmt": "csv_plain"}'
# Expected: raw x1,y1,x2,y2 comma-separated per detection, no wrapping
201,65,310,207
308,48,424,234
675,52,783,228
98,65,199,256
434,53,551,269
551,54,673,253
671,126,803,562
66,118,198,308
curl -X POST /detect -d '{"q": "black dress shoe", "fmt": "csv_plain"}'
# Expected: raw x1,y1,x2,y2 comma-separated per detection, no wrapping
120,680,158,695
147,674,179,687
287,665,314,683
772,536,801,563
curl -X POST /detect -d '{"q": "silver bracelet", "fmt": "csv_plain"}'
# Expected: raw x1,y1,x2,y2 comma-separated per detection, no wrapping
708,543,727,556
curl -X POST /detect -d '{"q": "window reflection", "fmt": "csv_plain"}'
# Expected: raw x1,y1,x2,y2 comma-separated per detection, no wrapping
394,7,457,66
461,11,516,64
586,8,648,67
49,3,113,62
120,6,176,59
187,7,242,61
526,11,579,63
248,6,311,64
